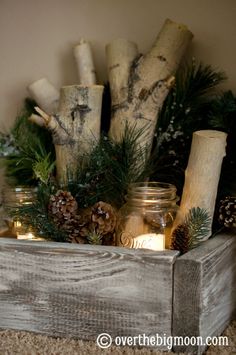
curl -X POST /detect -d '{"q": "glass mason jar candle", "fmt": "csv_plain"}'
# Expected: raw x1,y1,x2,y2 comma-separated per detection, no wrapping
116,182,179,250
2,186,37,238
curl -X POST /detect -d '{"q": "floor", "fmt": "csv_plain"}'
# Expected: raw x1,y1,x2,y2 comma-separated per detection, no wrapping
0,321,235,354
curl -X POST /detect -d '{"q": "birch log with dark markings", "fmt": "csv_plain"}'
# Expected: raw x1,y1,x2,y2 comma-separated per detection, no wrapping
30,84,104,185
107,19,193,151
0,238,178,350
173,233,236,354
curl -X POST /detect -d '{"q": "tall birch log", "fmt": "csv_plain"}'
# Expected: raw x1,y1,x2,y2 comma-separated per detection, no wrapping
106,19,193,151
30,84,104,186
176,130,227,239
28,78,60,114
74,39,96,85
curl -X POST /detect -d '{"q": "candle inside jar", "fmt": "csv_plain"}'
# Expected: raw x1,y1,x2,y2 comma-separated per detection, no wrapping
17,232,44,241
132,233,165,251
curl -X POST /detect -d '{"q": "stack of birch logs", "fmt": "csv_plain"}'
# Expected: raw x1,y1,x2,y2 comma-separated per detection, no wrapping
28,19,193,185
27,19,227,241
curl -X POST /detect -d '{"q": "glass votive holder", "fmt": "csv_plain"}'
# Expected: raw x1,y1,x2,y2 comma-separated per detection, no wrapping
2,186,38,239
116,182,179,250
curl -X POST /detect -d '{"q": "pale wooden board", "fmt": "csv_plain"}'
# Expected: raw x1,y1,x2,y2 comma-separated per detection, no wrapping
0,238,178,350
173,233,236,354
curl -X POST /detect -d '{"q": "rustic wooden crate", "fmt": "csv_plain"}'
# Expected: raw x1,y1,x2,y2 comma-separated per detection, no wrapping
173,232,236,354
0,233,235,353
0,238,178,351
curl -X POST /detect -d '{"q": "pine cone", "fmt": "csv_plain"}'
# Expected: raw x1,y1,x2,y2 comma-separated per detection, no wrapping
91,201,117,235
171,224,190,254
62,214,87,243
219,196,236,228
74,202,117,244
76,208,94,238
48,190,78,227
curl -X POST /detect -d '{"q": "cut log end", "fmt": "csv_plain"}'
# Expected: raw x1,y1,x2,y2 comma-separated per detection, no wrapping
165,18,194,37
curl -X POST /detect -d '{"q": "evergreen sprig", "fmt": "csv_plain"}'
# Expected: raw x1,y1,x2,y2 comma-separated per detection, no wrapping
150,61,228,193
185,207,211,248
68,124,150,208
4,98,55,185
207,90,236,198
171,207,211,254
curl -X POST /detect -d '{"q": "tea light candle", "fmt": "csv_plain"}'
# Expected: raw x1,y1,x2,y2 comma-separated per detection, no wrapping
133,233,165,251
17,232,44,241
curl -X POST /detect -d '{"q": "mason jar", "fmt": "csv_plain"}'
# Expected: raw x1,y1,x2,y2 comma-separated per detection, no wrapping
2,186,37,238
116,182,179,250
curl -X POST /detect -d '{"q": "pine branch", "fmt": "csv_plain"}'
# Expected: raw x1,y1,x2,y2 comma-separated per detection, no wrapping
68,123,150,208
171,207,211,254
4,98,55,185
207,91,236,131
150,61,228,194
185,207,211,248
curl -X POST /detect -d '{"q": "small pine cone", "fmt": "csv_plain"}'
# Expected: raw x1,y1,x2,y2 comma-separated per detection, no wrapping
218,196,236,229
91,201,117,236
62,214,86,243
48,190,78,226
171,224,190,254
77,208,95,238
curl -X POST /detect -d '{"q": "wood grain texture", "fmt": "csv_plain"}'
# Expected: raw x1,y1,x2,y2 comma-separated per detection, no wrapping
173,233,236,354
0,238,178,350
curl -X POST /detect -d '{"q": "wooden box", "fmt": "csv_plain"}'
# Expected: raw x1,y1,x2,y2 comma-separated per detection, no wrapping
0,238,178,351
0,233,235,354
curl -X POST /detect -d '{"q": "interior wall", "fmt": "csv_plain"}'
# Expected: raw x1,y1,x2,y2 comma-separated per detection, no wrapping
0,0,235,131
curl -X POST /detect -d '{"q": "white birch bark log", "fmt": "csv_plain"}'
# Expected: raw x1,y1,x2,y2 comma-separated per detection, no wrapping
106,19,193,153
176,130,227,239
74,39,96,85
106,38,138,107
28,78,60,114
30,84,104,186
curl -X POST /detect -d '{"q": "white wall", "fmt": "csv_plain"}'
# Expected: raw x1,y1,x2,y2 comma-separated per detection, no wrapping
0,0,236,131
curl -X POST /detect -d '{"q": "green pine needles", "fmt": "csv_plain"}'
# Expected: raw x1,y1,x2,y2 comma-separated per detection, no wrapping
68,123,150,209
3,98,55,186
185,207,211,248
150,60,236,194
171,207,211,254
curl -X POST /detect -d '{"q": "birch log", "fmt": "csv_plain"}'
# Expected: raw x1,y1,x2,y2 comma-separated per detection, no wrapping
74,39,96,85
30,84,104,185
176,130,227,238
106,19,193,151
28,78,60,114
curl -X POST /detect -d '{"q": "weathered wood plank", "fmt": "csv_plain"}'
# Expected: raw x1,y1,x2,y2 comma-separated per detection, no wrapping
0,238,178,350
173,233,236,354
